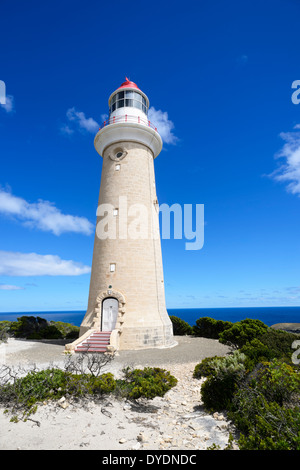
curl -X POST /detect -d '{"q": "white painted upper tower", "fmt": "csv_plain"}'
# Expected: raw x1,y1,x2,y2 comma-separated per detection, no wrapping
95,77,162,158
73,78,175,352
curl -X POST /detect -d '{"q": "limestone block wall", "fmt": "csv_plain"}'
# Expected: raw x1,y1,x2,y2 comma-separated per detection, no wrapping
79,140,175,350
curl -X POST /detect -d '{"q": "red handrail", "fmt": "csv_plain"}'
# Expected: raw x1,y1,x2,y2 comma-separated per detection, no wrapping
100,114,157,132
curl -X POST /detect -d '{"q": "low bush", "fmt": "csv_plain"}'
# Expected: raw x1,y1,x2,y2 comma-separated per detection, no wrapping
191,316,300,449
246,359,300,406
237,401,300,450
240,329,300,370
0,321,11,343
193,356,222,379
169,316,193,335
199,352,247,411
0,368,67,415
120,366,177,399
67,372,116,397
2,316,79,340
218,318,269,349
0,357,177,422
192,317,232,339
229,361,300,450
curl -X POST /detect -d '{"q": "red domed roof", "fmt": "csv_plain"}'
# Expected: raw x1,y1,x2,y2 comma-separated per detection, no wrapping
117,77,140,90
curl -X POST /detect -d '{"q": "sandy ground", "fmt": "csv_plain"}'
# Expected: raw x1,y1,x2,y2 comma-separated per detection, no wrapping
0,336,236,451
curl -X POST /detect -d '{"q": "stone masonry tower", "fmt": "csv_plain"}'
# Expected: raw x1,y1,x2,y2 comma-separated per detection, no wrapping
67,78,175,353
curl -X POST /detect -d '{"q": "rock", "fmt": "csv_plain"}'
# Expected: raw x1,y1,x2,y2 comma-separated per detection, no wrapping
119,438,127,444
101,407,112,418
58,397,69,409
131,442,141,450
137,432,148,443
59,401,69,409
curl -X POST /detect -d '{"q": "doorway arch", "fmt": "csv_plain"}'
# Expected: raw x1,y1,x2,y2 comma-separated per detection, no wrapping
93,289,126,332
101,297,119,331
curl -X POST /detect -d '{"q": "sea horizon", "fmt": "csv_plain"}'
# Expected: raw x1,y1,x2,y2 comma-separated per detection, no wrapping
0,305,299,328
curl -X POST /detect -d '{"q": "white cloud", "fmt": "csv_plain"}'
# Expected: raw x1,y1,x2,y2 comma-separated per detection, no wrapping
62,107,99,134
0,251,91,276
60,105,177,143
0,188,94,236
269,125,300,196
0,94,14,113
148,107,178,145
60,124,74,135
0,284,24,290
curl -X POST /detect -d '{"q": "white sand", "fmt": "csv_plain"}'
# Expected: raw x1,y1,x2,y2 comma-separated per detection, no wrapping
0,337,236,451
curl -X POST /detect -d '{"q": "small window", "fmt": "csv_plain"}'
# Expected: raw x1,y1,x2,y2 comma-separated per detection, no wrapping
110,263,116,272
113,209,118,216
134,100,142,110
115,164,120,171
116,99,124,109
125,90,135,99
116,151,123,158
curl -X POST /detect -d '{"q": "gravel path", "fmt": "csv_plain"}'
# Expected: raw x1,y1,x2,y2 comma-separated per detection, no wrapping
0,335,231,374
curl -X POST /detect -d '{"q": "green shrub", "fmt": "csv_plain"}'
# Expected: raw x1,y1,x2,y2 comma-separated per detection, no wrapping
193,317,232,339
7,316,79,340
0,321,11,343
0,362,178,421
240,329,300,370
201,374,237,412
67,372,116,396
229,375,300,450
258,328,299,364
240,338,275,370
218,318,269,349
49,321,79,339
249,360,300,406
200,352,247,411
193,356,223,379
169,316,193,335
10,316,48,339
121,367,177,399
237,402,300,450
3,368,68,411
91,373,116,394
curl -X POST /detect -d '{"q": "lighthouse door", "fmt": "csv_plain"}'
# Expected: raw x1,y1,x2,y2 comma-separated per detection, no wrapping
101,298,118,331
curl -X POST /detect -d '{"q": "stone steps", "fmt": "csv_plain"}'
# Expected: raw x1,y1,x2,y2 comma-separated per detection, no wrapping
74,331,111,353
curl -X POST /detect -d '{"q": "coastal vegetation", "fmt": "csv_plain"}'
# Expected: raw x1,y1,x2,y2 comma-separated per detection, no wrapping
189,317,300,450
1,314,299,449
0,351,177,423
0,315,79,341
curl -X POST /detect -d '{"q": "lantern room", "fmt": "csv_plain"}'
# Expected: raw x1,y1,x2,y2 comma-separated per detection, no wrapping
108,78,149,118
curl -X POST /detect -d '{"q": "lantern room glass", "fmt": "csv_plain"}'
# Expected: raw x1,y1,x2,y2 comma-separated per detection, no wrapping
109,90,148,115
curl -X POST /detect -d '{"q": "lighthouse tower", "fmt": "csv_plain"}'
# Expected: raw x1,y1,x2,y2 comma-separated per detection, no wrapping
68,78,175,352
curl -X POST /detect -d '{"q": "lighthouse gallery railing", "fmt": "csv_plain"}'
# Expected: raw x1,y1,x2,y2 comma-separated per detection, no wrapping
99,114,158,132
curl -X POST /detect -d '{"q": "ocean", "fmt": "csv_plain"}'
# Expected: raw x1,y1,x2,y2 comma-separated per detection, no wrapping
0,306,299,328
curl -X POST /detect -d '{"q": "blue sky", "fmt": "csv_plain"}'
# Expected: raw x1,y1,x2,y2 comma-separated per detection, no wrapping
1,0,300,312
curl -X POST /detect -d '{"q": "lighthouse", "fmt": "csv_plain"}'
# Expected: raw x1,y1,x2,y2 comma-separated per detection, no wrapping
67,78,175,353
